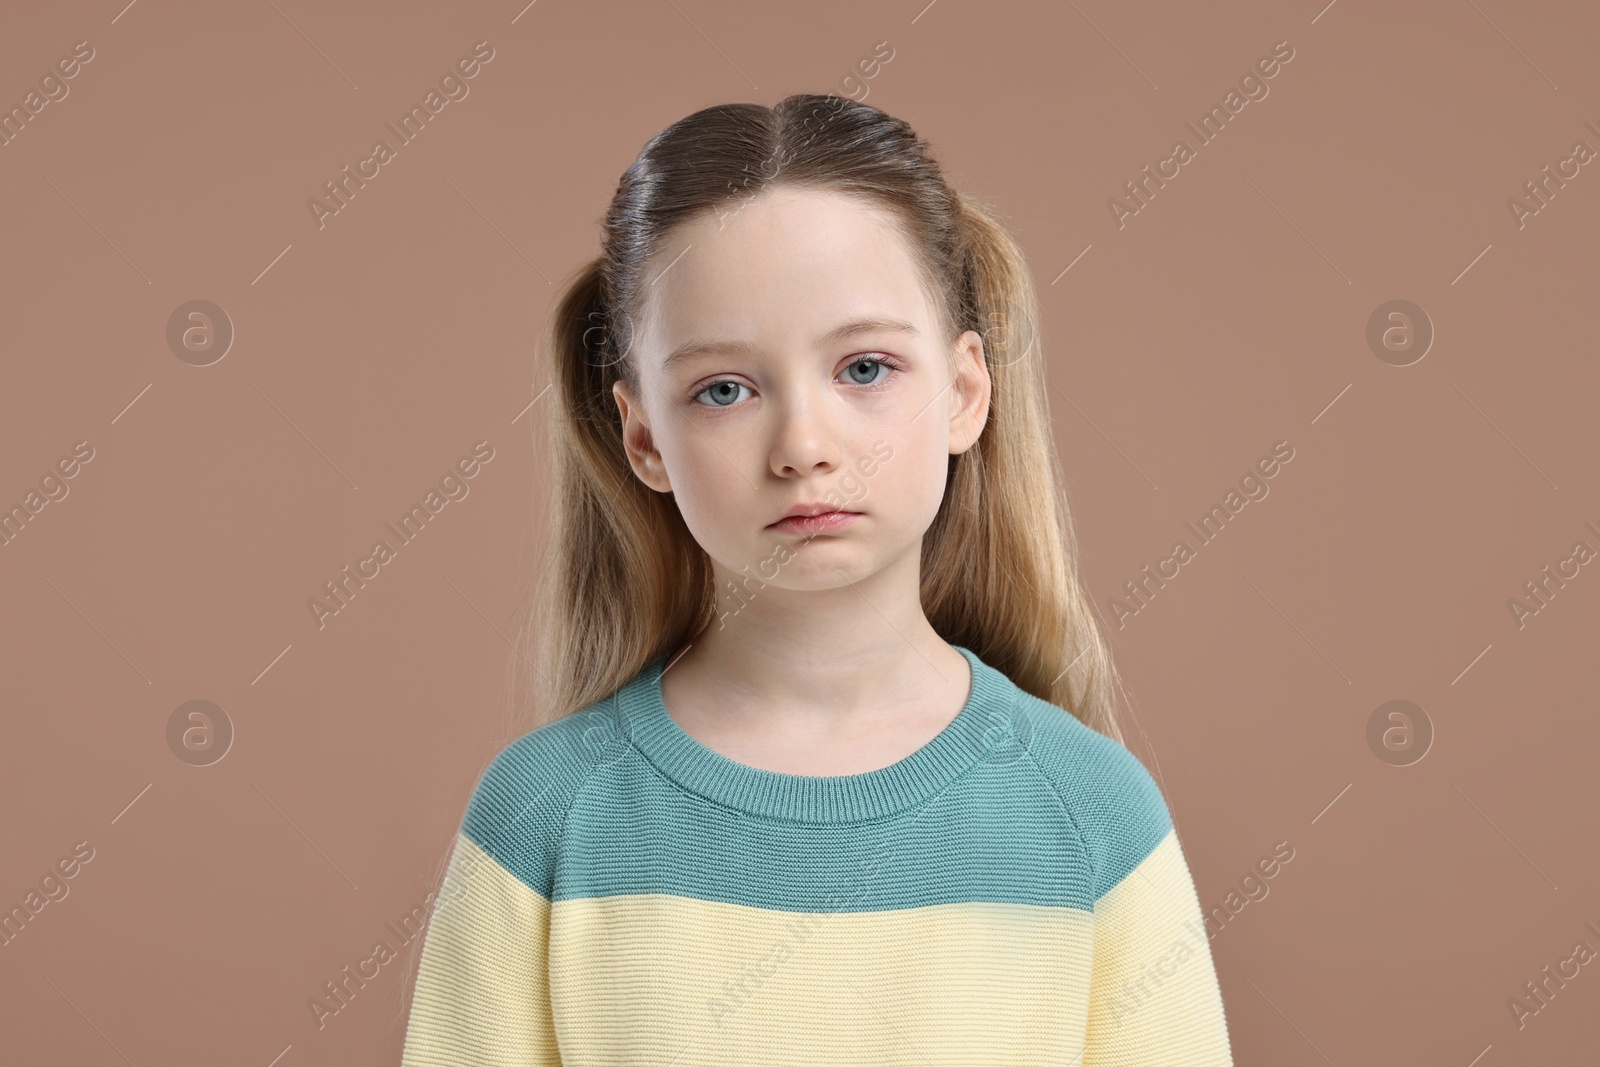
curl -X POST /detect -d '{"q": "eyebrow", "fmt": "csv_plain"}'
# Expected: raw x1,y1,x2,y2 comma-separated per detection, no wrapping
661,316,920,372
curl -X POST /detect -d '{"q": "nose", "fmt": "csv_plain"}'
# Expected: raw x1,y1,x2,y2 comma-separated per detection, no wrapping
768,391,841,478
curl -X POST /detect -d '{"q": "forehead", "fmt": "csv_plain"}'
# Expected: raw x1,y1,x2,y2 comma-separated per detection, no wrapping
636,187,939,360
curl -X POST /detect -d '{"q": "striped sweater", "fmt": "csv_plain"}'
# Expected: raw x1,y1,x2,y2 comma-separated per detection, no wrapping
401,644,1234,1065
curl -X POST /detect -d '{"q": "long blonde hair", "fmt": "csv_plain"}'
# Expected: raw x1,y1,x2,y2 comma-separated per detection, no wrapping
506,93,1129,745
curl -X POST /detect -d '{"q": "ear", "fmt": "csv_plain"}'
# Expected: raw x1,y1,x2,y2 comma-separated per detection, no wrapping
612,379,674,493
947,329,991,455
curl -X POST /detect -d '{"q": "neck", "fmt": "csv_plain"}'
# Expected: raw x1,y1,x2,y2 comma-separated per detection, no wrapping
677,547,963,725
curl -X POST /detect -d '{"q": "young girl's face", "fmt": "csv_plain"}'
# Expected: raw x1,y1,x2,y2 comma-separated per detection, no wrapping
613,186,989,596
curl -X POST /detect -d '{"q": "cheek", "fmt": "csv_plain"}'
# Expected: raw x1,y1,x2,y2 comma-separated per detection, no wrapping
911,448,953,514
660,433,751,545
863,428,949,521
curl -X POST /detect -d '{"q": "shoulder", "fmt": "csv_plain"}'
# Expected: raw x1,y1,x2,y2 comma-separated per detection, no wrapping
1012,690,1174,901
457,693,629,893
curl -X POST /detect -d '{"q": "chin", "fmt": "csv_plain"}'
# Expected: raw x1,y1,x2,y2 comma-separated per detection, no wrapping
716,547,868,590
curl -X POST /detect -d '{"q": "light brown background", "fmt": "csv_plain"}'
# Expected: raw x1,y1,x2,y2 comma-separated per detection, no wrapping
2,0,1597,1064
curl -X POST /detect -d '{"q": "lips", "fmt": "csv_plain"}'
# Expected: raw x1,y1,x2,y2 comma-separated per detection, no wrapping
770,501,848,524
767,509,862,536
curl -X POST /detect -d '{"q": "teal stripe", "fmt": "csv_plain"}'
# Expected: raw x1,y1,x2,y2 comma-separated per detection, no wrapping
461,648,1173,913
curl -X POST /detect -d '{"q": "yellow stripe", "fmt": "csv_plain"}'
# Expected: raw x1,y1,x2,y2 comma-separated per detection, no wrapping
405,829,1232,1065
1083,829,1234,1065
550,892,1094,1064
401,833,559,1066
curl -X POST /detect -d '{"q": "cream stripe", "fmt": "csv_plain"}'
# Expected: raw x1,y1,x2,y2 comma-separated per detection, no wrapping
402,829,1231,1065
549,892,1095,1065
400,832,559,1067
1083,829,1234,1065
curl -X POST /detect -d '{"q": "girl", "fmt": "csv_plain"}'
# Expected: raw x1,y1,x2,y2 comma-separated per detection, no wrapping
401,92,1233,1065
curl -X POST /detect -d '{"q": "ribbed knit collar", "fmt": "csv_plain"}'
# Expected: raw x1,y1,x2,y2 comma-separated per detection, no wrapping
615,644,1019,823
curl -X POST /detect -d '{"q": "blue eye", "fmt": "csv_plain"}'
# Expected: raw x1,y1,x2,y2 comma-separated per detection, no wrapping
692,380,750,407
844,358,890,386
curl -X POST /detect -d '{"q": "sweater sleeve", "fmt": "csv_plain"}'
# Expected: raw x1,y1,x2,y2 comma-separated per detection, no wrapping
400,738,572,1067
1078,746,1234,1066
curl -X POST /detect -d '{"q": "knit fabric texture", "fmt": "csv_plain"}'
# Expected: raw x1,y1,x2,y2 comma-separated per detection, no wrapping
401,644,1234,1065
